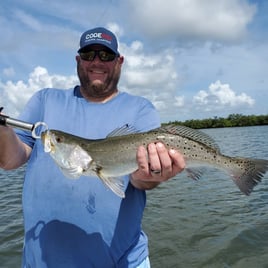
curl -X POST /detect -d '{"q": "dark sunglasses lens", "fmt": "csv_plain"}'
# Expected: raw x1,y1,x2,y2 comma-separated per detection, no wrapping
80,50,116,62
79,51,95,61
98,51,116,61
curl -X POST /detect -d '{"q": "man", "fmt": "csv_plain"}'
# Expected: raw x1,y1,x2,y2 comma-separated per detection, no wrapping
0,27,185,268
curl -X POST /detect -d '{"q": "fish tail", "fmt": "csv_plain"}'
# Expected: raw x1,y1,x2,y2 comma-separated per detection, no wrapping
230,158,268,195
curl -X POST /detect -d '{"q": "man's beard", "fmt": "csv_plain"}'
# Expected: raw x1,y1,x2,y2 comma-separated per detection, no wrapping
77,62,121,100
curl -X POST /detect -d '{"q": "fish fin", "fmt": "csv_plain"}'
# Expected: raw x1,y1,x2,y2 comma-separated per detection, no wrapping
98,173,126,198
107,124,138,137
158,125,221,152
185,167,204,180
230,158,268,195
59,166,83,179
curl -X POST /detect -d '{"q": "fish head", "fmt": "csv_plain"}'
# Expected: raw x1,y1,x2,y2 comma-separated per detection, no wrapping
41,129,76,157
41,129,93,178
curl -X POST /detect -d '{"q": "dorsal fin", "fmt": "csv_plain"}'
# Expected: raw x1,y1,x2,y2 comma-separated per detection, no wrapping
158,125,221,152
106,124,138,137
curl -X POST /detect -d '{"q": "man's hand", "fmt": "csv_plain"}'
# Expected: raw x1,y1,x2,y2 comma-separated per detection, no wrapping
130,142,185,190
0,125,31,170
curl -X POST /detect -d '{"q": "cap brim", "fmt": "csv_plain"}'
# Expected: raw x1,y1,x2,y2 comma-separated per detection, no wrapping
78,41,119,55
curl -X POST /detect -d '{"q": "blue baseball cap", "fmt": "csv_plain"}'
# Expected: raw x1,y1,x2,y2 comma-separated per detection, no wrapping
78,27,119,55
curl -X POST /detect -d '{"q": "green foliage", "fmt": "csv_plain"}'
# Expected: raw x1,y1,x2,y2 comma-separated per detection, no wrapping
164,114,268,129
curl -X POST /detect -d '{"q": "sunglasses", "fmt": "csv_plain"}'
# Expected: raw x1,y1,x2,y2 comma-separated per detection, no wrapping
79,50,117,62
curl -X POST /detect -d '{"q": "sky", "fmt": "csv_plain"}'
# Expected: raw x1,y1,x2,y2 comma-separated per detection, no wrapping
0,0,267,123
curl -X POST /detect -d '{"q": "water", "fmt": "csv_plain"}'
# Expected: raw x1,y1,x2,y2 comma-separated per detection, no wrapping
0,166,24,268
0,126,268,268
143,126,268,268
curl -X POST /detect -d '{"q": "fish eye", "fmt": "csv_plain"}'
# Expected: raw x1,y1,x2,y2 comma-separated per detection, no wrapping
56,136,64,143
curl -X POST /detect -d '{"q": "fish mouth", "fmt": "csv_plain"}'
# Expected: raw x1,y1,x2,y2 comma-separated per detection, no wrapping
40,131,46,143
41,131,55,153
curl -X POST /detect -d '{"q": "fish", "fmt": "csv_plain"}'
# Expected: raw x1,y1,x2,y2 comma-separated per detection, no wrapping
41,124,268,198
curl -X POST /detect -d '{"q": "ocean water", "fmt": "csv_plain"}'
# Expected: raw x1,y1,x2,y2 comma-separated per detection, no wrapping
0,165,24,267
0,126,268,268
144,126,268,268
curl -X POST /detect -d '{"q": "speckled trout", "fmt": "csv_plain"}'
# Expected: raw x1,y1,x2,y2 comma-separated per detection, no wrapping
41,125,268,198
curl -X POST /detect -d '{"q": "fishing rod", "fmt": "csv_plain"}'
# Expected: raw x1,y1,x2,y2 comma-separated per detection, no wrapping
0,107,47,139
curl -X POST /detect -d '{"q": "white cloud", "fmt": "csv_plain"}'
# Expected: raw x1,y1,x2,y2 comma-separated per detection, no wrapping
119,40,182,120
0,2,266,122
193,80,255,112
123,0,256,42
0,66,78,117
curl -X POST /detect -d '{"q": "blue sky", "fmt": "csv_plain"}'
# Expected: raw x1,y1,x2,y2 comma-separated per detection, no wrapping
0,0,267,122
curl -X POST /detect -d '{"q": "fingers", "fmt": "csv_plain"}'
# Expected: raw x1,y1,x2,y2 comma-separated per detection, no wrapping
135,142,185,181
136,145,150,174
131,143,185,190
147,143,163,174
169,148,186,173
148,143,172,179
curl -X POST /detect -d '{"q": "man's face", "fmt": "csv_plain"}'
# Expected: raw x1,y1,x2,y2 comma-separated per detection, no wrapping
76,44,124,100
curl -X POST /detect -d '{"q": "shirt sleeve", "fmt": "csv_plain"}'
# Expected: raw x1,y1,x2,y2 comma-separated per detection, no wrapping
133,97,161,132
